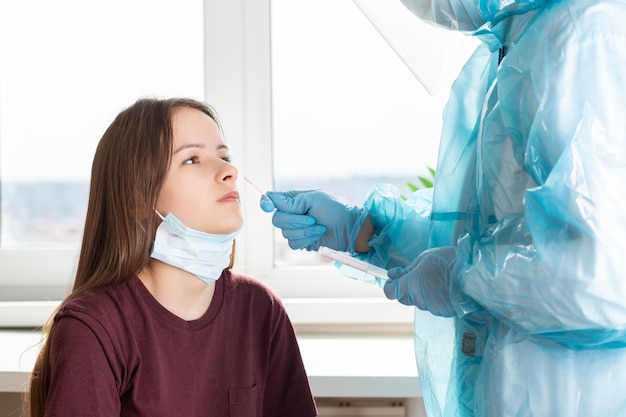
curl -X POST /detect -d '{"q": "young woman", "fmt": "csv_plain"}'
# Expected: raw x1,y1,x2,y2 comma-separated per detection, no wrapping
27,97,317,417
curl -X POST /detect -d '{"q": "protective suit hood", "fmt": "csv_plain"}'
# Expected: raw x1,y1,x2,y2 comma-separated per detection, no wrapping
400,0,550,33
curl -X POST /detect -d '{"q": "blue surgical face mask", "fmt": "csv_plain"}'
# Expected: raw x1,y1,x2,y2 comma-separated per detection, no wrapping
150,211,241,283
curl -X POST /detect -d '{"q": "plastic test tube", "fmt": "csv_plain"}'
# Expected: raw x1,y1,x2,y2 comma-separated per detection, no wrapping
318,246,389,281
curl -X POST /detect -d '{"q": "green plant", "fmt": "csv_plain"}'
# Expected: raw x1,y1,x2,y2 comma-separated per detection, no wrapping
402,167,435,200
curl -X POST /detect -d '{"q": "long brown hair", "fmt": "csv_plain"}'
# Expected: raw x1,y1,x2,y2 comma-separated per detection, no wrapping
26,97,224,417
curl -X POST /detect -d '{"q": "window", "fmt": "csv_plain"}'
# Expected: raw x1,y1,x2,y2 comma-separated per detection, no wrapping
205,0,476,324
0,0,204,323
1,0,476,327
271,0,467,269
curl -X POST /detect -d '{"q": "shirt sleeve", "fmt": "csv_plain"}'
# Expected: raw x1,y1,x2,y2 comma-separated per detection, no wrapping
45,316,121,417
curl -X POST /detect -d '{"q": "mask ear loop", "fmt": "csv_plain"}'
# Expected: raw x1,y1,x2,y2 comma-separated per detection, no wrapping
154,209,166,221
149,210,166,255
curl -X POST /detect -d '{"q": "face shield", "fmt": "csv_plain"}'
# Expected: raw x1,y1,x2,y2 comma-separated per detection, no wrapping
353,0,479,95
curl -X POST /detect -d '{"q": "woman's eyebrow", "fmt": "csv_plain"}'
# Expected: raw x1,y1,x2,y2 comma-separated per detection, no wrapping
173,143,229,154
173,142,205,154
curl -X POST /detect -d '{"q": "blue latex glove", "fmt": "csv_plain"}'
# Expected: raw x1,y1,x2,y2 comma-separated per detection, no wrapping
384,246,458,317
259,190,369,252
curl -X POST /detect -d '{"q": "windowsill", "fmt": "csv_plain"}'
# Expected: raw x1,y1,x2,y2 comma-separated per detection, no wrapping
0,329,420,399
0,297,415,328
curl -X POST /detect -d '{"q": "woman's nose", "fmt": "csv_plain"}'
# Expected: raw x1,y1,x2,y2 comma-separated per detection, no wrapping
220,161,238,182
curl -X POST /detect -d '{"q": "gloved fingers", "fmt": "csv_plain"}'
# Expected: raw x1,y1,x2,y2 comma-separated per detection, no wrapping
272,211,317,229
383,275,421,307
260,191,312,213
286,238,319,250
259,194,275,212
385,265,416,303
386,265,407,280
280,225,327,250
383,278,400,301
267,190,311,199
385,247,459,316
264,189,361,253
264,190,317,213
384,267,410,301
385,263,437,310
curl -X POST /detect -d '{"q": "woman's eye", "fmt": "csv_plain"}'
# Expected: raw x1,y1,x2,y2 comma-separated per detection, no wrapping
183,156,199,165
222,155,232,163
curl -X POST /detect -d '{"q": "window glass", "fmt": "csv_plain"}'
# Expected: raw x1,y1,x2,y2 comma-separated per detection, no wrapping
0,0,204,246
270,0,476,266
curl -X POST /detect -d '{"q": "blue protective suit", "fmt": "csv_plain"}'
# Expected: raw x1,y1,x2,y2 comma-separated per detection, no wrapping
357,0,626,415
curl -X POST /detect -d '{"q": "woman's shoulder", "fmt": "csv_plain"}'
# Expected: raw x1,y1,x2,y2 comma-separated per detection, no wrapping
57,278,141,328
223,270,285,306
226,269,271,289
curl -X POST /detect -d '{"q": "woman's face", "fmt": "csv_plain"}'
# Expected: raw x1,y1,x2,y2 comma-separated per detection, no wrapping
156,106,243,235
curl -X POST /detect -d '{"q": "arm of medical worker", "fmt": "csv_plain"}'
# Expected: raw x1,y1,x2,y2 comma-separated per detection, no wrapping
456,12,626,348
260,190,371,253
260,184,432,270
354,184,433,270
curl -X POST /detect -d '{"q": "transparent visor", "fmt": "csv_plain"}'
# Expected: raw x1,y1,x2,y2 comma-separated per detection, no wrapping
352,0,475,95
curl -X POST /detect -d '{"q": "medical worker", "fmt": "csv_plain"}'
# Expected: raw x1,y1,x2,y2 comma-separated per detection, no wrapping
260,0,626,415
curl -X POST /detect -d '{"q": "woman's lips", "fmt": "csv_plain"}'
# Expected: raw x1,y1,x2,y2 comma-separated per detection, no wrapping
219,190,240,202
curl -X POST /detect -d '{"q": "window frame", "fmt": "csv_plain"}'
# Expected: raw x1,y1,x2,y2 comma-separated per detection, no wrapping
204,0,413,324
0,0,414,327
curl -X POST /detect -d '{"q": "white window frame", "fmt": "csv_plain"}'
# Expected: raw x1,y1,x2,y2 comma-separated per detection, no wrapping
0,0,414,327
204,0,413,324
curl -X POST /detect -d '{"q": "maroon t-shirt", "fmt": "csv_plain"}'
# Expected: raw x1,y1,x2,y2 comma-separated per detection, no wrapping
44,271,317,417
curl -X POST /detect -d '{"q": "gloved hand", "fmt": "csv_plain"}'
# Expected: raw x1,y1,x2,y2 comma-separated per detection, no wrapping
384,246,458,317
259,190,369,252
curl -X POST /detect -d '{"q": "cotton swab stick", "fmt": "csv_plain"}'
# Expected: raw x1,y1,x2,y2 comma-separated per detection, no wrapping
244,177,266,195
